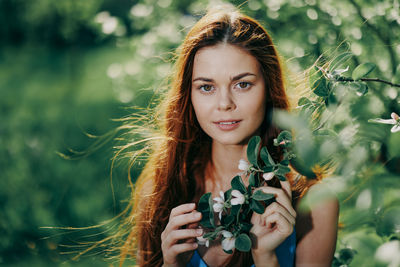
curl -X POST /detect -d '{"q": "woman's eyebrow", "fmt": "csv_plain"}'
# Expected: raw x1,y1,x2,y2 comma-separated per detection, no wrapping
192,72,257,83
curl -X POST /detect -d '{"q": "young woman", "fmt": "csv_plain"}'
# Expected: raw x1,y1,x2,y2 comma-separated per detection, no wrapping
120,6,339,267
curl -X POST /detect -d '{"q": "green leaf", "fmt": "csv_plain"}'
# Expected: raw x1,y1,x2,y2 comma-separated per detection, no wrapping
262,166,274,173
290,157,317,179
314,78,329,97
235,233,252,252
247,136,261,167
198,193,215,228
309,66,329,97
222,215,235,226
330,52,353,71
223,249,233,254
241,222,253,233
198,193,211,213
231,203,241,223
275,164,291,176
260,146,275,166
250,199,265,214
248,172,256,187
275,174,287,181
280,159,290,166
208,193,216,227
298,97,312,107
356,82,368,96
338,248,356,265
276,130,292,144
352,63,376,80
225,189,233,201
252,190,275,201
231,175,247,194
203,231,218,240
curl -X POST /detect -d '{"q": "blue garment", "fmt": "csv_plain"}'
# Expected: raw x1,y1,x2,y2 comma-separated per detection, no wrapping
187,229,296,267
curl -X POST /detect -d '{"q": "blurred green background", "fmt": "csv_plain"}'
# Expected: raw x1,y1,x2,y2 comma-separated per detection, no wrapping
0,0,399,266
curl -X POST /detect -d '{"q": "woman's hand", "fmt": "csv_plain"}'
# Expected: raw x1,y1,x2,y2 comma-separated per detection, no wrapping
161,203,203,267
250,180,296,265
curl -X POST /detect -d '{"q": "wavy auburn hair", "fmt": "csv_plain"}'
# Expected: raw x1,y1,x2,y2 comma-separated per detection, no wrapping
120,6,293,267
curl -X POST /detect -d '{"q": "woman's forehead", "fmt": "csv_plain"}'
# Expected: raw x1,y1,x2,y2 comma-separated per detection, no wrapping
192,43,261,79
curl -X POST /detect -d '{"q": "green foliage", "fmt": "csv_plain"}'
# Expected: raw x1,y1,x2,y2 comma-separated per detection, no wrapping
197,135,304,252
352,63,376,80
198,193,215,229
252,190,274,201
231,176,247,194
235,234,252,252
247,135,261,167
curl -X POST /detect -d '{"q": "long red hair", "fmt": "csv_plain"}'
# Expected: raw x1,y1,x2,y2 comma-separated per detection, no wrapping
120,6,296,266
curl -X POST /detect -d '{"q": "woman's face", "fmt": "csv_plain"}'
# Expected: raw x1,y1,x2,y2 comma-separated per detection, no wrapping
191,43,267,146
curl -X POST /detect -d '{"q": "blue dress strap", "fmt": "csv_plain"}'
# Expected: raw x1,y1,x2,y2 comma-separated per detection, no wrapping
187,250,208,267
187,229,296,267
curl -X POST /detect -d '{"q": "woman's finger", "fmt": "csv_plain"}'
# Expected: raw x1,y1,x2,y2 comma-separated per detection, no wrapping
163,228,203,247
261,202,296,226
255,186,296,218
169,203,196,218
165,211,202,233
280,180,292,199
169,242,198,255
265,213,293,234
162,241,198,264
185,222,200,243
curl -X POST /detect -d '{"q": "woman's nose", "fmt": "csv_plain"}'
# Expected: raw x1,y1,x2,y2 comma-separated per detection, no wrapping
217,89,236,111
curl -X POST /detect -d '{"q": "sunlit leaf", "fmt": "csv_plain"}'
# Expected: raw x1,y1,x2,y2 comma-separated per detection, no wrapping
330,52,353,71
314,78,329,97
298,97,312,107
352,63,376,80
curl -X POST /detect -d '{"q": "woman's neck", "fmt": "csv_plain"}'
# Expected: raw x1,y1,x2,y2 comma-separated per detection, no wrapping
208,141,247,190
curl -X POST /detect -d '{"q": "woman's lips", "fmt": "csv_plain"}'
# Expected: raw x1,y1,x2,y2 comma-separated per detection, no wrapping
213,120,241,131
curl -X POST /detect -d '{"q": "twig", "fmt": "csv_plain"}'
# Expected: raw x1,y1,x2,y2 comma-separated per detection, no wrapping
339,77,400,88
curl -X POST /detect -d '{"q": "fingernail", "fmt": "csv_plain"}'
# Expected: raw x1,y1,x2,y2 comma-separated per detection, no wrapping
189,203,196,208
192,243,198,248
194,212,201,218
196,229,203,235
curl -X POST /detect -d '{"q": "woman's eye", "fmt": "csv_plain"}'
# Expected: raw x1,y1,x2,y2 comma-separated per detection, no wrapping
236,82,251,90
199,84,214,93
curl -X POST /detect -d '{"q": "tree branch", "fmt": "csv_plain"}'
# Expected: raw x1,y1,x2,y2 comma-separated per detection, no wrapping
340,77,400,88
347,0,398,75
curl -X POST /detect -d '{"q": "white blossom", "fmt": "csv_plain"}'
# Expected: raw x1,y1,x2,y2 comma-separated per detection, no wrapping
221,230,236,251
230,190,245,205
375,240,400,267
370,112,400,133
213,191,225,220
196,235,209,247
238,159,250,171
263,172,275,181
